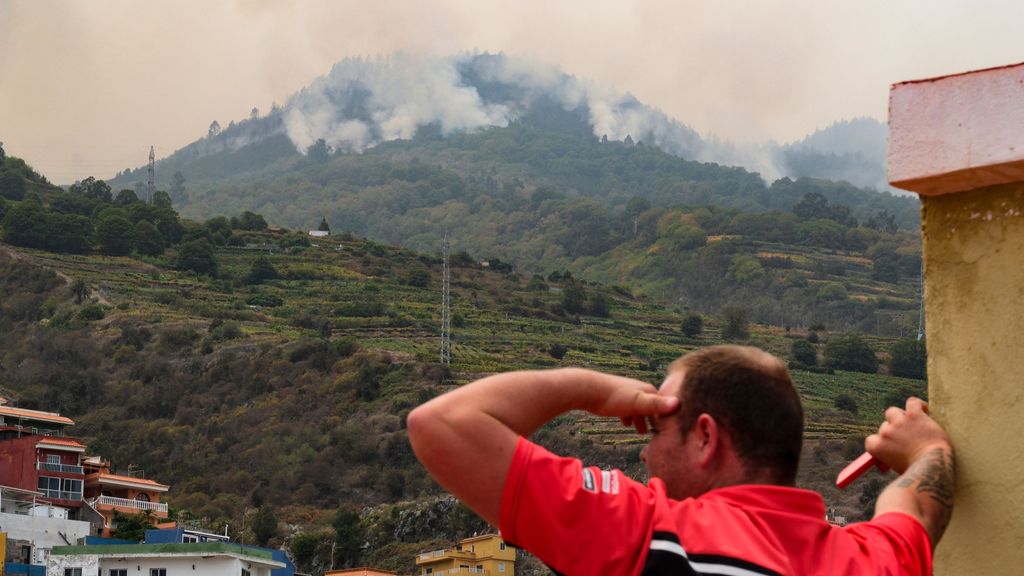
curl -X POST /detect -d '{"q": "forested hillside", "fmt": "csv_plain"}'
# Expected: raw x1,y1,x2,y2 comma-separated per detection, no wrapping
0,225,924,572
104,121,921,334
2,79,925,572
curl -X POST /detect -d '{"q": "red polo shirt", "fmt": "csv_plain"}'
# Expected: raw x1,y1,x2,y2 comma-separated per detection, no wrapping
500,437,931,576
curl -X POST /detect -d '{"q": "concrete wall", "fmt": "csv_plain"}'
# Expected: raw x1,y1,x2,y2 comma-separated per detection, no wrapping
46,553,99,576
889,62,1024,574
921,183,1024,573
0,512,92,561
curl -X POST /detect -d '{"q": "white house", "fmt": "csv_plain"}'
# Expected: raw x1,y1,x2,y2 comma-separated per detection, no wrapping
1,484,93,566
47,542,285,576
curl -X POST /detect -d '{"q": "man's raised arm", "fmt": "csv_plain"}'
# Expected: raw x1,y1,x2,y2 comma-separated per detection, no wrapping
867,397,955,547
407,368,678,526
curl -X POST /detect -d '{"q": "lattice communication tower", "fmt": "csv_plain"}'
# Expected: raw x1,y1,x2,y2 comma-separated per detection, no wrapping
147,146,155,203
440,233,452,364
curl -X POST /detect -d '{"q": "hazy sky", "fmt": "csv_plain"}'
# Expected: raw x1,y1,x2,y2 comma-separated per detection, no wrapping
2,0,1022,184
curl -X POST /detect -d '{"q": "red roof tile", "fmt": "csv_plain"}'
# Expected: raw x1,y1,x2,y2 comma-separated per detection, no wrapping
0,406,74,425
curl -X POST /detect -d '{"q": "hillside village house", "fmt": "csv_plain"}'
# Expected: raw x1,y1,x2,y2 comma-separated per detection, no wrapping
415,534,515,576
324,568,397,576
46,542,285,576
0,397,170,570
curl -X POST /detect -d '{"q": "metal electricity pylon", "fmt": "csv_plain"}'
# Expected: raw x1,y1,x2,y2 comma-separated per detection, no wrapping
440,233,452,364
147,146,155,203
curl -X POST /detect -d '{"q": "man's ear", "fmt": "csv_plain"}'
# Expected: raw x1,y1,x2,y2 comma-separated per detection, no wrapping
694,413,720,468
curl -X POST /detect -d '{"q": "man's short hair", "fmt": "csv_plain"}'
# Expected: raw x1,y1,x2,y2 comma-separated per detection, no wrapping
670,345,804,485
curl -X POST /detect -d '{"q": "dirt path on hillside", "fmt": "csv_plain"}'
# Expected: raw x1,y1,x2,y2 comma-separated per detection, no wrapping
1,244,112,306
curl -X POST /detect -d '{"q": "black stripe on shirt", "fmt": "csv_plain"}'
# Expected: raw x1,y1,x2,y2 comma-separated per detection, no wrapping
641,531,780,576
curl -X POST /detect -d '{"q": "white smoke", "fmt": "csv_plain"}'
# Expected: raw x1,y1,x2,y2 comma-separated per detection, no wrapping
279,52,883,188
284,54,512,153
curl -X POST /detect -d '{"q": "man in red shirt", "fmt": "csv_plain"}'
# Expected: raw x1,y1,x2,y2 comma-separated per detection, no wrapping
409,345,954,575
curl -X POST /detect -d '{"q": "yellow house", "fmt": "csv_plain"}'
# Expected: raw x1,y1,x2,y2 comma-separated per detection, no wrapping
415,534,515,576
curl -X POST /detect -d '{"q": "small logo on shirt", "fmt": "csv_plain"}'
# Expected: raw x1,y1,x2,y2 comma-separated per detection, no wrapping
582,469,620,494
582,469,596,492
601,470,620,495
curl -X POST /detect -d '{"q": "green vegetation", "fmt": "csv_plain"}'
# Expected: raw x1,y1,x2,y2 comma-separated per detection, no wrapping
108,120,922,334
0,135,927,572
824,333,880,373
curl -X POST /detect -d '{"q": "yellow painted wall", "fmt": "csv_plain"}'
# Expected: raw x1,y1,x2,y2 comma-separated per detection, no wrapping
922,182,1024,573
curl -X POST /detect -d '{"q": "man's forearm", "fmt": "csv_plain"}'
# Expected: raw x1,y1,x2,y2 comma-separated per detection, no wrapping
408,368,672,526
874,444,955,546
408,368,646,525
420,368,630,436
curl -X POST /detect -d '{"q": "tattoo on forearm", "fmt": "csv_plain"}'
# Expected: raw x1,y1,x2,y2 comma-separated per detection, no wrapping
895,447,955,538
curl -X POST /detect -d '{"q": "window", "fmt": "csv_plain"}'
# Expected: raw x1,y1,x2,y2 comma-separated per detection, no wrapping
150,569,167,576
47,454,61,464
241,570,251,576
110,570,128,576
499,542,506,551
38,476,82,500
64,569,82,576
499,562,506,572
135,493,151,502
182,534,199,543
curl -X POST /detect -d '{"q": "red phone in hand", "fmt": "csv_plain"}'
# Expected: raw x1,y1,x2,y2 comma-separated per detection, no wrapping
836,452,889,489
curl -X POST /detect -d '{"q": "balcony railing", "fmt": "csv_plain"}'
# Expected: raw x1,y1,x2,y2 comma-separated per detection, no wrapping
0,421,67,437
37,462,84,474
93,495,168,514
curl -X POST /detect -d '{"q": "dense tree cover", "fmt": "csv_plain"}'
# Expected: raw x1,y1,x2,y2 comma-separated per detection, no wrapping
0,150,50,203
0,174,185,258
0,170,26,200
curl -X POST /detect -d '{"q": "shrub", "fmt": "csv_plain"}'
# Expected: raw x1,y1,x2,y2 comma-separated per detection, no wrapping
884,386,922,409
721,306,749,340
835,393,859,415
176,239,218,275
587,292,611,317
75,304,105,323
823,334,879,373
405,269,430,287
330,337,360,359
210,320,242,341
549,343,568,360
791,339,817,366
246,256,279,284
119,325,152,350
159,326,199,352
681,313,704,338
